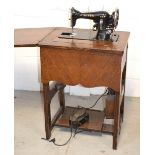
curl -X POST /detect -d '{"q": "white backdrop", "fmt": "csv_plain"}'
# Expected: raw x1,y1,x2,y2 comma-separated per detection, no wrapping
14,0,140,97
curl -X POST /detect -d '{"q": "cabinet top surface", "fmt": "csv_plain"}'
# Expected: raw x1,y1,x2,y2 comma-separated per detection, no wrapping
14,27,130,55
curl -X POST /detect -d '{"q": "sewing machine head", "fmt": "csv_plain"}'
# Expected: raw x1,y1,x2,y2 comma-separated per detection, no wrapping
70,7,119,41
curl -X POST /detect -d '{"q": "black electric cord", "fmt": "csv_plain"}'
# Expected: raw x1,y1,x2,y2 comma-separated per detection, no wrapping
49,124,73,146
77,88,108,109
41,124,73,146
70,88,109,117
48,124,82,146
88,88,108,109
73,127,83,137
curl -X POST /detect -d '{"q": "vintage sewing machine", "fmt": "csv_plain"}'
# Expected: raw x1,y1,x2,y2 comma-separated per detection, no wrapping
59,7,119,41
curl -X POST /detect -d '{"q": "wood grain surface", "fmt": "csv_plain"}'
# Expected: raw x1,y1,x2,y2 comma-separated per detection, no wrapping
14,27,55,47
40,47,122,91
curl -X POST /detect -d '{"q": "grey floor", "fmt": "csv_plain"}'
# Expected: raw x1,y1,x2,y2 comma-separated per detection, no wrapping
14,90,140,155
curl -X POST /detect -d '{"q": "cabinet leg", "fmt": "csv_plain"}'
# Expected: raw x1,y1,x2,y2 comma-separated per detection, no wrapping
121,95,125,122
43,83,51,139
113,92,120,150
113,134,118,150
58,86,65,111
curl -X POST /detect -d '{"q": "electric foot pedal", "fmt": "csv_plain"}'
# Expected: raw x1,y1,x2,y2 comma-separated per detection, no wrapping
69,108,89,128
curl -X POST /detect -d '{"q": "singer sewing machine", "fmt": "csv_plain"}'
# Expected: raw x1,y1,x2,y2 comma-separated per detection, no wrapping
59,7,119,41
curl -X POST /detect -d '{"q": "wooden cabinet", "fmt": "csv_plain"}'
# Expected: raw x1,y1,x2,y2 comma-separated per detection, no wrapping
14,27,130,149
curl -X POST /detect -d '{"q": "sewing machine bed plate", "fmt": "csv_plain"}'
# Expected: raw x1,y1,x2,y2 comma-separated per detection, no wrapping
59,29,97,40
58,29,119,41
